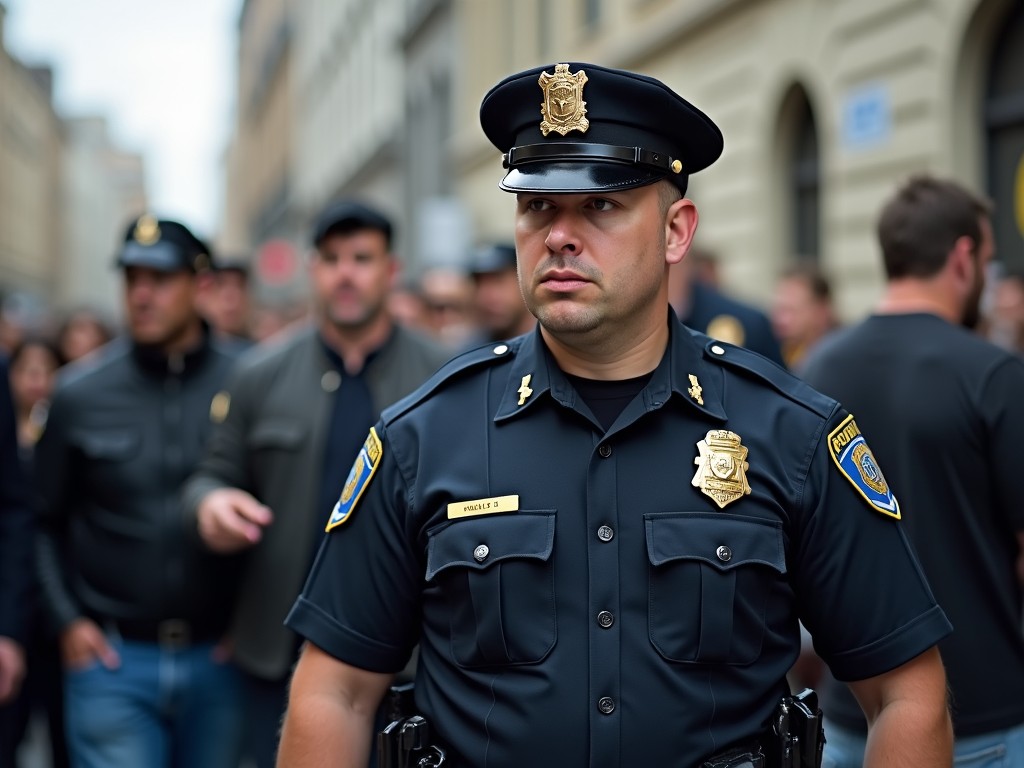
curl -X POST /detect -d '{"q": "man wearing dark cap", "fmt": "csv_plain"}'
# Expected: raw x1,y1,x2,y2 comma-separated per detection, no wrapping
182,199,449,768
278,64,952,767
201,256,254,347
467,241,536,344
34,215,245,768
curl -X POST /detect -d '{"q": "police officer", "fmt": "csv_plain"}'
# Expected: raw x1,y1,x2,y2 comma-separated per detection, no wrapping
34,216,245,768
277,63,953,767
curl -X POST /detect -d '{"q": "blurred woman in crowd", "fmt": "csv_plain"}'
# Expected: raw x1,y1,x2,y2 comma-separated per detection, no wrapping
3,336,69,768
55,308,113,365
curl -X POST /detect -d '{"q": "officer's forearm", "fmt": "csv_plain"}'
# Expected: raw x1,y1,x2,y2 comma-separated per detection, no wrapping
276,643,389,768
862,699,952,767
277,695,374,768
853,647,952,767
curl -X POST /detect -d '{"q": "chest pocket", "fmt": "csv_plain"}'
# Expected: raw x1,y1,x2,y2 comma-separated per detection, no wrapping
645,512,786,666
426,511,556,668
248,420,307,451
74,429,139,461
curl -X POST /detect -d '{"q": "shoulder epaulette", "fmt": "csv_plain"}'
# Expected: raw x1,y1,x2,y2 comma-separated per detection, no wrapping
702,338,836,419
381,338,520,424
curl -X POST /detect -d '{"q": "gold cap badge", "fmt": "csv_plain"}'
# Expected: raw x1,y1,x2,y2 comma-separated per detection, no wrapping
692,429,751,509
133,215,161,245
538,63,589,137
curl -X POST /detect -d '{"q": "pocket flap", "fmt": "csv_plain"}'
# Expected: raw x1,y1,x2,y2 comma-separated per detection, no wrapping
426,511,555,581
248,419,307,449
644,512,785,574
74,429,139,460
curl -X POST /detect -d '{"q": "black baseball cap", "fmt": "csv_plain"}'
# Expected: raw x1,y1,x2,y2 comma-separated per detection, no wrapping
311,200,394,249
480,62,723,195
115,215,213,273
469,243,517,275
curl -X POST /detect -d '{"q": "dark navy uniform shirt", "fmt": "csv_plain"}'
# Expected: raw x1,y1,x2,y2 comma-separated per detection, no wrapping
287,314,951,767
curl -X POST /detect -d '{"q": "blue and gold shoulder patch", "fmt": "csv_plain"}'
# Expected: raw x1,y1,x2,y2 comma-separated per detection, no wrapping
326,427,383,531
827,415,900,519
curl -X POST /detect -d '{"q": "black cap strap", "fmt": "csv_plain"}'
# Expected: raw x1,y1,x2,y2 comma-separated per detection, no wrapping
504,142,682,175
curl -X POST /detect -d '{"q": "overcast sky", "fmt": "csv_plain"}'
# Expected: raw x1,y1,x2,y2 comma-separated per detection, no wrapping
4,0,241,239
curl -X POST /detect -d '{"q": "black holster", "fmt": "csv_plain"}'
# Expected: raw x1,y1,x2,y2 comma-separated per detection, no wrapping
377,683,446,768
762,688,826,768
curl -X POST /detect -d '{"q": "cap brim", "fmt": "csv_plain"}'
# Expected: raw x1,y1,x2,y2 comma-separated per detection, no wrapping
498,162,671,194
116,241,187,272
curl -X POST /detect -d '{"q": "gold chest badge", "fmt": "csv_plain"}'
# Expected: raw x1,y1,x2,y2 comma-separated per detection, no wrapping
538,63,589,136
692,430,751,509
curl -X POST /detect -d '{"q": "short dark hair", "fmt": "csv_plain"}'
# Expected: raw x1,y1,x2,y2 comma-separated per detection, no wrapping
779,262,831,303
876,175,992,280
311,200,394,251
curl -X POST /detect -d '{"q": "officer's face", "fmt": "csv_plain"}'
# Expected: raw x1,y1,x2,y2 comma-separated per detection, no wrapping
514,184,694,341
310,229,396,331
123,266,201,349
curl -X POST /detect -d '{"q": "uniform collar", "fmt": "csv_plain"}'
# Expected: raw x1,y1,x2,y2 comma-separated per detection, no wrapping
494,311,727,423
131,320,212,377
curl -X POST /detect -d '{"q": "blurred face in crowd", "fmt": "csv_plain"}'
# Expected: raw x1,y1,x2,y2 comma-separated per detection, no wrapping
771,276,833,350
123,266,202,350
9,342,59,413
310,229,396,332
472,266,532,340
514,182,693,342
962,216,995,330
59,310,111,363
211,269,250,337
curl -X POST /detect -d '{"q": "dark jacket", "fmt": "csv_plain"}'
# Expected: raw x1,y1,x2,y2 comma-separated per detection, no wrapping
34,331,242,636
182,323,450,680
680,282,785,367
0,357,32,646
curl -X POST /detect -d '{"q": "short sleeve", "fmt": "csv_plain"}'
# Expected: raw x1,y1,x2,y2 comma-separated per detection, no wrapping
979,357,1024,531
791,406,952,682
286,422,421,673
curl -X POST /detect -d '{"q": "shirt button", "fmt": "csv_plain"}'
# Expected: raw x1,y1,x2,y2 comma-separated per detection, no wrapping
598,697,616,715
597,525,614,542
716,545,732,562
597,611,614,628
473,545,489,562
598,443,612,458
321,370,341,392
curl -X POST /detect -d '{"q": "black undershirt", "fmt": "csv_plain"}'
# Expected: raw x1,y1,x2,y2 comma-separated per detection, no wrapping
565,371,653,431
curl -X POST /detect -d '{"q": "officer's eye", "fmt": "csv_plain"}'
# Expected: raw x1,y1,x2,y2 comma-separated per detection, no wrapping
589,198,616,212
522,197,553,213
353,251,374,264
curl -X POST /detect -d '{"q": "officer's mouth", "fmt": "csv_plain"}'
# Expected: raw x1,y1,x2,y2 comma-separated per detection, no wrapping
540,269,591,292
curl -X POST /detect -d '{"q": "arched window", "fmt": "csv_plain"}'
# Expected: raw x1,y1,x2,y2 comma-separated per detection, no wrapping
783,87,821,262
986,2,1024,271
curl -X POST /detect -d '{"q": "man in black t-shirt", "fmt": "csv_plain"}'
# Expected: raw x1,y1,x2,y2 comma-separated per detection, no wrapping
802,175,1024,766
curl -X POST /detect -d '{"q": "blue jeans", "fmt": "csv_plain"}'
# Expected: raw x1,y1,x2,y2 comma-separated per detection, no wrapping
823,719,1024,767
64,637,243,768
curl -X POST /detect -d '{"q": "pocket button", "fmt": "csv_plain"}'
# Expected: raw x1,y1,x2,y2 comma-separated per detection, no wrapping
473,544,490,562
716,545,732,562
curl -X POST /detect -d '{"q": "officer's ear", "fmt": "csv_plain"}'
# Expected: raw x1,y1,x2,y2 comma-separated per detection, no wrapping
665,198,698,267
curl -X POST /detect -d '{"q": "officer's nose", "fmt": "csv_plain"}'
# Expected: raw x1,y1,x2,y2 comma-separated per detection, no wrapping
544,211,582,256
